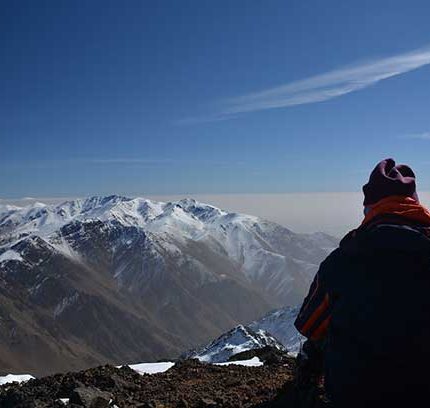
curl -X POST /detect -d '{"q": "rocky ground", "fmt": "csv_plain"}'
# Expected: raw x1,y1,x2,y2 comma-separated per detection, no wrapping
0,351,329,407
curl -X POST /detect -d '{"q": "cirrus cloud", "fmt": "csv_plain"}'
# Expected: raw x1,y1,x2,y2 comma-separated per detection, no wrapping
182,46,430,123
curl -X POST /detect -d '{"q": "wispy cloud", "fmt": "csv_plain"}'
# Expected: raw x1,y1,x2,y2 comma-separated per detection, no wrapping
402,132,430,140
183,46,430,123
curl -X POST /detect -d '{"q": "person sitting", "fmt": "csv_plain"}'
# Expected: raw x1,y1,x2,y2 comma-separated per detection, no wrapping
294,158,430,407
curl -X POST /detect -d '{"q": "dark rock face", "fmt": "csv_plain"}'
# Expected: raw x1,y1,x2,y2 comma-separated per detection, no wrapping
0,359,329,407
227,346,291,365
69,386,112,407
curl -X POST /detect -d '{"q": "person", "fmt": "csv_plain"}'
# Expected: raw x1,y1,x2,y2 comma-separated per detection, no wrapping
294,158,430,407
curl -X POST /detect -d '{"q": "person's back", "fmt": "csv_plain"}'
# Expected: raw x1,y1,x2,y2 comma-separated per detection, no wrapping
294,158,430,407
325,221,430,406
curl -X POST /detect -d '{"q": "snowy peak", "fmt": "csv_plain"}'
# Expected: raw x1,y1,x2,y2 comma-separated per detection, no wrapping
80,195,132,211
174,198,225,222
183,306,304,364
184,324,285,363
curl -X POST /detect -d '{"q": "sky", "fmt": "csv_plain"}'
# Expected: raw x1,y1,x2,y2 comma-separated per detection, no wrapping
1,0,430,198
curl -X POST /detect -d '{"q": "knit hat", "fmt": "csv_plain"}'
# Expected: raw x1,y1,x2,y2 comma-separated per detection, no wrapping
363,158,419,206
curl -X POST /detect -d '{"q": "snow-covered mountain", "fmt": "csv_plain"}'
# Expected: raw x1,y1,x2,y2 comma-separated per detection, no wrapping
183,325,285,363
0,195,336,303
0,195,335,375
183,306,304,363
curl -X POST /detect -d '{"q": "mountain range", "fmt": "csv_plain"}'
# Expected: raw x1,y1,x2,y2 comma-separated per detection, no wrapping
0,195,336,375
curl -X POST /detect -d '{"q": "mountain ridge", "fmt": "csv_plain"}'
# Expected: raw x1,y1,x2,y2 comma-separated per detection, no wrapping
0,195,335,375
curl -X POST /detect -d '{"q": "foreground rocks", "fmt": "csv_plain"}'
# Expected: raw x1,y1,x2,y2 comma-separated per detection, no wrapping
0,357,328,407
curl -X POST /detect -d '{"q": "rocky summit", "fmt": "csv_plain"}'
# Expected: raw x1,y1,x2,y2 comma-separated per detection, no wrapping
0,352,329,407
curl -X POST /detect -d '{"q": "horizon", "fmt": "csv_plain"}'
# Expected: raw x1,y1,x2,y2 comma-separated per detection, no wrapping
3,192,430,237
2,1,430,197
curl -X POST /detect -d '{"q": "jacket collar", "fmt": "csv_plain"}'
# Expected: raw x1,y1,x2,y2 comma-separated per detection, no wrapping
340,220,430,255
362,195,430,227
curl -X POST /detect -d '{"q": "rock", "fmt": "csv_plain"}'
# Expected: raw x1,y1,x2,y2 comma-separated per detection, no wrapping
110,374,138,391
141,401,166,408
69,386,112,407
227,346,289,365
0,356,309,407
199,397,217,407
178,398,189,407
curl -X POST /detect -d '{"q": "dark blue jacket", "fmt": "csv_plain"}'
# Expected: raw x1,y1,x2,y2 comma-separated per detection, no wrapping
295,215,430,406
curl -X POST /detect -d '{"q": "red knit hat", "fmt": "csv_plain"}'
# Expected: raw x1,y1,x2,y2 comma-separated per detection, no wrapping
363,158,419,206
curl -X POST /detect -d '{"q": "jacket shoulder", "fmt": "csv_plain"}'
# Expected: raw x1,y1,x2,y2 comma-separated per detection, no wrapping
319,245,349,273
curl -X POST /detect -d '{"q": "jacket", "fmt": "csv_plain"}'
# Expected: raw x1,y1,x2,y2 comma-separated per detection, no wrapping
295,213,430,406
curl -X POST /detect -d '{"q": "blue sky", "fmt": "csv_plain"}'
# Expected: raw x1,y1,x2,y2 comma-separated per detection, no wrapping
1,0,430,198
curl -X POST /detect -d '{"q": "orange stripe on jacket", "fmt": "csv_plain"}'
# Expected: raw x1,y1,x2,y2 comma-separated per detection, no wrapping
300,293,330,336
299,274,320,315
362,195,430,227
310,315,331,341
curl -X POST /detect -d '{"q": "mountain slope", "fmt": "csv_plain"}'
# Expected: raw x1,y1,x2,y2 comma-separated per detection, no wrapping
250,306,304,355
0,196,335,375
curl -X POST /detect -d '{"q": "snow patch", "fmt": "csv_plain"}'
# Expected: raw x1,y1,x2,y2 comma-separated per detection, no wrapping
0,250,23,263
123,361,175,375
215,357,263,367
0,374,34,385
